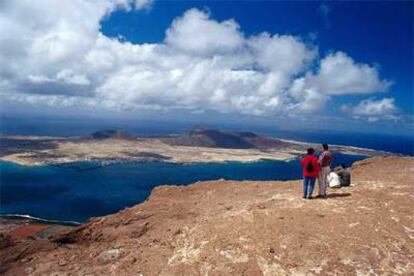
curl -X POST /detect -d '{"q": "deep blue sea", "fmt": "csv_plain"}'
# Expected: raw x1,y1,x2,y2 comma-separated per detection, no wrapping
0,153,365,223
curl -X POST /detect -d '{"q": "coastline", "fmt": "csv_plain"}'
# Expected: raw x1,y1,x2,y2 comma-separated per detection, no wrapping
0,214,82,227
0,149,298,167
0,150,367,168
1,156,413,275
0,153,368,224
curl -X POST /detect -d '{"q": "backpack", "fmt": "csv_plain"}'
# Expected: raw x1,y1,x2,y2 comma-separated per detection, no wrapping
306,160,314,173
321,152,332,167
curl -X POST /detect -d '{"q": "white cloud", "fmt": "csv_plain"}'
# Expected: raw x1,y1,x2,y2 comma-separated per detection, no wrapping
353,98,397,115
316,52,390,94
0,1,395,120
348,98,400,122
135,0,154,11
288,51,392,112
292,52,391,97
290,87,330,112
165,8,244,56
248,33,316,74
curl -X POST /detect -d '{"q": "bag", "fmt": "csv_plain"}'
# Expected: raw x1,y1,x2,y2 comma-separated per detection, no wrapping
328,172,341,188
321,152,332,167
306,161,314,173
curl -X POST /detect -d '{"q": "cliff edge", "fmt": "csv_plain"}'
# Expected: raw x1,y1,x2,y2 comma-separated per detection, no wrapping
1,156,413,275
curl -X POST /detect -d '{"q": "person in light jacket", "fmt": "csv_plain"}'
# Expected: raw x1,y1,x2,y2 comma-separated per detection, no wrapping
317,143,332,198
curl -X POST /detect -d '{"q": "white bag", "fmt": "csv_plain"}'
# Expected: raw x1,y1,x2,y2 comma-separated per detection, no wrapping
327,172,341,188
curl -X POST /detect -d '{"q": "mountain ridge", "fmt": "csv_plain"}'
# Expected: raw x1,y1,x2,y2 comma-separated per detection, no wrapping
161,128,290,150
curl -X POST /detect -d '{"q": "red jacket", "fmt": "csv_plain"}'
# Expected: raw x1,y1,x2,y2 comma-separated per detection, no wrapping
301,154,320,178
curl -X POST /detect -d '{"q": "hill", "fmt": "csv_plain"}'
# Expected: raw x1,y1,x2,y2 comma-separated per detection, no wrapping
90,130,134,140
1,156,413,275
161,128,290,149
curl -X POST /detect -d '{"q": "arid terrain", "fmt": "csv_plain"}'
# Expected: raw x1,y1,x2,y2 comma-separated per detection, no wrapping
0,129,385,166
1,156,413,275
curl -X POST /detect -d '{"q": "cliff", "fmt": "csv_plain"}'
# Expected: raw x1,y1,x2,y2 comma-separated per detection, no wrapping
1,156,413,275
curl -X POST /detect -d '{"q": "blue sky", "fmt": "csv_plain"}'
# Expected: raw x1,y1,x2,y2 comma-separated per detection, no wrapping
0,0,413,135
101,1,413,114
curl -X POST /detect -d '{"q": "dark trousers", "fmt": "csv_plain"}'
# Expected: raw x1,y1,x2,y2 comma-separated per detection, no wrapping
303,176,316,198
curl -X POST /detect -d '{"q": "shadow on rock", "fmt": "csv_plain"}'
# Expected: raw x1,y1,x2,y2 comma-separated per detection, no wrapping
326,193,351,198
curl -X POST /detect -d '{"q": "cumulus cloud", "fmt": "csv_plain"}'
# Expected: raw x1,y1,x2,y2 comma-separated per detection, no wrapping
248,33,316,74
353,98,397,116
343,98,400,122
165,9,244,56
304,52,391,95
0,1,394,119
289,51,391,112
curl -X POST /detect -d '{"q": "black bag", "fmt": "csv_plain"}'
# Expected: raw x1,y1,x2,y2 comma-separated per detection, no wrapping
306,161,314,173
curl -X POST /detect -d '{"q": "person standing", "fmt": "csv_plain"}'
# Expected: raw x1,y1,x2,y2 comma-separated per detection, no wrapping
300,148,320,199
317,143,332,198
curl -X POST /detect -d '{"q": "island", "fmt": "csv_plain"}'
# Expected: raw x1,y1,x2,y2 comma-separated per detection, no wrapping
0,128,388,166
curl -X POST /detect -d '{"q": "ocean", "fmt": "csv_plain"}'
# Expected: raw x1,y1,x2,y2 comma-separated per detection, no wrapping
0,153,365,223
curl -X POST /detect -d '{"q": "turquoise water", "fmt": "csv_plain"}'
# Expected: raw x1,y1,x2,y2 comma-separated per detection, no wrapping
0,153,365,223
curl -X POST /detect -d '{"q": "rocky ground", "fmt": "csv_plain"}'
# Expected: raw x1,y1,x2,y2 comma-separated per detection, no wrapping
1,156,413,275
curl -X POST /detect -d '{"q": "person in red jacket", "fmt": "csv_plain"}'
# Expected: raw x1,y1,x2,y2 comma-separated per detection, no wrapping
300,148,320,199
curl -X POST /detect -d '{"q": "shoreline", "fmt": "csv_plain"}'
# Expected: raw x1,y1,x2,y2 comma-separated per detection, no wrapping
0,215,82,227
0,151,366,168
0,154,296,167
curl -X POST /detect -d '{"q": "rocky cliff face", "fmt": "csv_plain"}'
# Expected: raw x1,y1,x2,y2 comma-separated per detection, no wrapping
1,156,413,275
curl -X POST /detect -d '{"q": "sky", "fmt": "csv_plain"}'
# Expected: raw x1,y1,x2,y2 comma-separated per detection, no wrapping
0,0,413,135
